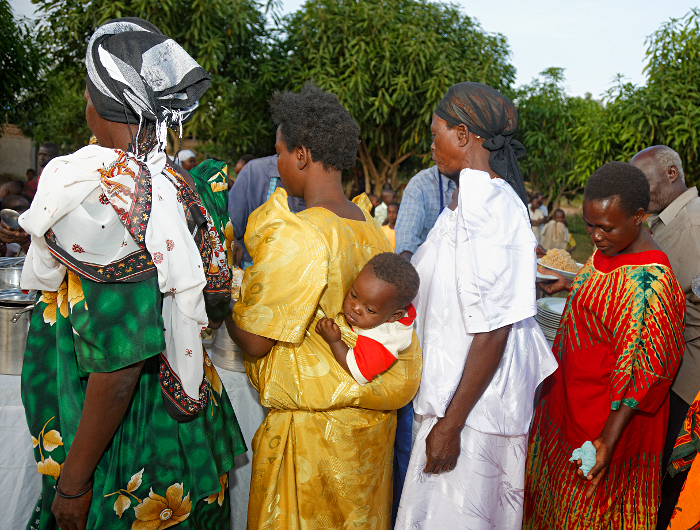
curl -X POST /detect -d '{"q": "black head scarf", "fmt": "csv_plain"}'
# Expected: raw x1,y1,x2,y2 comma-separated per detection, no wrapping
434,82,527,204
86,17,210,148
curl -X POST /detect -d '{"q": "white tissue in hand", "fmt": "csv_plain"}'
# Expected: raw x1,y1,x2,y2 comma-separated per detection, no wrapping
569,440,597,476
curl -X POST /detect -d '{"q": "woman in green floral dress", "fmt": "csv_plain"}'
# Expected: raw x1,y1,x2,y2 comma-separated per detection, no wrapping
19,18,245,530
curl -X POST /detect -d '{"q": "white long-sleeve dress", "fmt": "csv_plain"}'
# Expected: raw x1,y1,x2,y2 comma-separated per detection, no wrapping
395,169,557,529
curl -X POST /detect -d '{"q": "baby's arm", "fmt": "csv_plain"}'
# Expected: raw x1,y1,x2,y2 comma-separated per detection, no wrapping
315,317,352,375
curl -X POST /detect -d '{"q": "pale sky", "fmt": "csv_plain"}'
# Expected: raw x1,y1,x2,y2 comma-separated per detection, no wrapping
10,0,697,98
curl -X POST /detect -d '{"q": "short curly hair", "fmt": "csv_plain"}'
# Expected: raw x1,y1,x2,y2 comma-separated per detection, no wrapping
583,161,650,216
269,83,360,172
365,252,420,309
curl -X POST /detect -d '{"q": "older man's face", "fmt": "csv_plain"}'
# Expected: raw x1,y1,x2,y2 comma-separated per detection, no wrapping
631,154,672,215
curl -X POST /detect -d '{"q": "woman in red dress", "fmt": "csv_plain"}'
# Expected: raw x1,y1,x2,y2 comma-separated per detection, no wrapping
524,161,686,529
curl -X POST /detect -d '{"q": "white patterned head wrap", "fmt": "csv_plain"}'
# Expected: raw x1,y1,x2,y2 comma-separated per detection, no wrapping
86,17,210,150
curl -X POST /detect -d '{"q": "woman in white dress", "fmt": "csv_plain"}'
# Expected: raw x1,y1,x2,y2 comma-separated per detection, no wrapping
395,82,557,529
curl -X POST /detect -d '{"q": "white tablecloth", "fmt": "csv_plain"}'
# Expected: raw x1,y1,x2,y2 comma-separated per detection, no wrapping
0,374,42,530
221,369,266,530
0,365,266,530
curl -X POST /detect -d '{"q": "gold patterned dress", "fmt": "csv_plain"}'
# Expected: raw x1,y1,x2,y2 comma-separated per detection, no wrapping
232,189,422,529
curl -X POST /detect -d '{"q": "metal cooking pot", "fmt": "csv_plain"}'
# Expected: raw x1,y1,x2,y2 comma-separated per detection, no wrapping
0,301,33,375
0,257,24,290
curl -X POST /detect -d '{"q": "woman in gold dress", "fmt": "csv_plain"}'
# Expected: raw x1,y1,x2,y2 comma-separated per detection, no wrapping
226,84,422,529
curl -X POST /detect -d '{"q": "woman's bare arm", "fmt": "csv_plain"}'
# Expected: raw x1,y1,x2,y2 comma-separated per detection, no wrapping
578,404,635,498
423,324,512,473
51,361,145,530
225,313,275,358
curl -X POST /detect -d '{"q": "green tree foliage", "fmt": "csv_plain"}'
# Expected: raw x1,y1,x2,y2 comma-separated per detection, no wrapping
516,68,603,207
280,0,515,193
18,0,278,156
573,8,700,185
0,0,46,132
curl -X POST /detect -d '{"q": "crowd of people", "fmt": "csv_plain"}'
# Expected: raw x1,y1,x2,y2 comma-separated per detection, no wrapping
3,15,700,530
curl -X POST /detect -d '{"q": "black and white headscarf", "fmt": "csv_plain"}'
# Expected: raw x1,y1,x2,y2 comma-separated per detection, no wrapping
86,17,210,150
435,82,528,205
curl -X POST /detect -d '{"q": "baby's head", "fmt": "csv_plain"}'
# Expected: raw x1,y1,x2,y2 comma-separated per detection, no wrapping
343,252,420,330
553,208,565,223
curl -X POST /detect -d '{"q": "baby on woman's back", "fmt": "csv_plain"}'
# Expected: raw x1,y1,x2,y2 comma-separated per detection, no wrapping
316,252,420,384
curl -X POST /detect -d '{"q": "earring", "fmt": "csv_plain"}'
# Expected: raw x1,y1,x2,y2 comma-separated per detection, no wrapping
475,135,481,138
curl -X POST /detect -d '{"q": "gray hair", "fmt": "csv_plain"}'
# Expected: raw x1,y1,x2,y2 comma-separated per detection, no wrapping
654,146,685,183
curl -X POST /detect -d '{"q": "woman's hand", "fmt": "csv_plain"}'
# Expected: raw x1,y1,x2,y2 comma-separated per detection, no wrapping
0,220,29,245
424,417,461,474
576,437,614,499
315,317,341,344
51,485,92,530
231,239,244,268
537,268,572,295
575,404,635,499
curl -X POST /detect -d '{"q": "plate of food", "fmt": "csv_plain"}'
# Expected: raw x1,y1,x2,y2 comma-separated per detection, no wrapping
536,271,559,282
537,249,583,279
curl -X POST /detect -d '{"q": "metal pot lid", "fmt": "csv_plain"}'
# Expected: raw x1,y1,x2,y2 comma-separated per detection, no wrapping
0,257,24,269
0,289,36,303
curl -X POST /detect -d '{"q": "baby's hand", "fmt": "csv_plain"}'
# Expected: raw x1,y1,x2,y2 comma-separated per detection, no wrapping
315,317,342,344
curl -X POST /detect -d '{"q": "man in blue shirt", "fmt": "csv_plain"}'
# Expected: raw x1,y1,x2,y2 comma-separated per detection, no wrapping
228,154,306,268
394,165,457,260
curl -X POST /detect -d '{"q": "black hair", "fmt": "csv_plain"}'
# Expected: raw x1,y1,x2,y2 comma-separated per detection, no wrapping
365,252,420,309
553,208,565,217
1,181,24,194
239,154,255,163
583,161,650,216
270,83,360,172
2,195,30,213
387,202,400,210
39,142,59,156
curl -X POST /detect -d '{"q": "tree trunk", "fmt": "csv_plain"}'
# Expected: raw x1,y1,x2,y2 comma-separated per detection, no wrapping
358,139,413,195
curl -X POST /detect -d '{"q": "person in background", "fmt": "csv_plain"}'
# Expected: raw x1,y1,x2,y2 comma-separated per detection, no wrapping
26,168,35,181
0,191,31,253
382,202,399,250
374,188,396,226
228,154,305,269
540,208,570,251
394,165,457,261
525,162,686,529
629,145,700,530
26,142,59,198
528,194,545,242
175,148,197,170
537,192,548,217
1,195,30,256
367,192,380,216
230,153,255,189
0,181,24,203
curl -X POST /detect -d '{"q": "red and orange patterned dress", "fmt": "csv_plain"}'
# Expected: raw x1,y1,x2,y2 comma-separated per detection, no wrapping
524,249,686,529
667,390,700,530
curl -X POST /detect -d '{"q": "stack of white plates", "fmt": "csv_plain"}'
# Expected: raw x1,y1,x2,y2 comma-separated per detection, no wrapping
535,297,566,341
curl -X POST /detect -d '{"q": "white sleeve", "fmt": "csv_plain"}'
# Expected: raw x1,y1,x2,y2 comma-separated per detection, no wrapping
346,348,370,385
455,170,537,334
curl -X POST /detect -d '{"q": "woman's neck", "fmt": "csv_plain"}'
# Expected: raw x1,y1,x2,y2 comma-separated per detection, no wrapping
303,169,364,221
617,226,660,255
